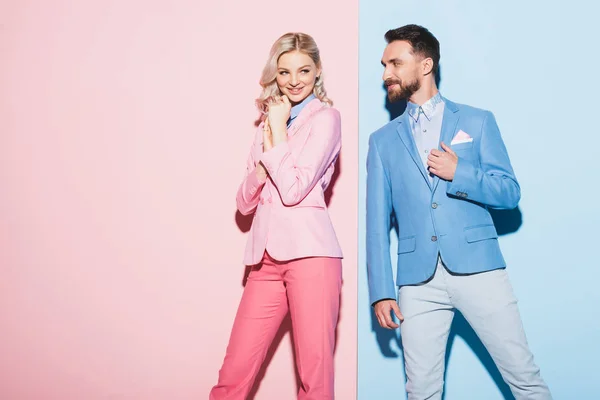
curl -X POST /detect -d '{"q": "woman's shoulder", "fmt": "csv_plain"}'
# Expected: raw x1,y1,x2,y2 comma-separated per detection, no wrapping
311,103,341,122
308,104,341,140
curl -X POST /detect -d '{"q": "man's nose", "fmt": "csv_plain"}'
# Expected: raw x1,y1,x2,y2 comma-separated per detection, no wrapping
382,68,392,82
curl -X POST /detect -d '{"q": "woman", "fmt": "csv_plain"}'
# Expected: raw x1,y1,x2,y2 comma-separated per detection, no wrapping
209,32,343,400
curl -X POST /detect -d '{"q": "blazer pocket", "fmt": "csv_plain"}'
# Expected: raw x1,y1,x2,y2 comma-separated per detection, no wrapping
464,224,498,243
291,197,326,209
290,190,327,209
397,235,416,254
451,141,474,151
293,203,325,210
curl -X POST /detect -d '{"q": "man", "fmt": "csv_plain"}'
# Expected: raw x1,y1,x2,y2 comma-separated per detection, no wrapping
366,24,552,400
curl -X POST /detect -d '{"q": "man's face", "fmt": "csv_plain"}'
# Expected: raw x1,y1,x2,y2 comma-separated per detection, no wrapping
381,40,422,102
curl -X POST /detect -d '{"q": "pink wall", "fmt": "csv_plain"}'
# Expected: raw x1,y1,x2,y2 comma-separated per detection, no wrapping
0,1,357,399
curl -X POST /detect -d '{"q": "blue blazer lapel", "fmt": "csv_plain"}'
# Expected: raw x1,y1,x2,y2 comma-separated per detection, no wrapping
396,113,432,190
432,99,460,193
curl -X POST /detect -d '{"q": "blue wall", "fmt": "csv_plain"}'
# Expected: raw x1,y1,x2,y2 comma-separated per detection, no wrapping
357,1,599,398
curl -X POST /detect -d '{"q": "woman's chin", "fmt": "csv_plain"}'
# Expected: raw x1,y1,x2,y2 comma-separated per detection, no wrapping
286,91,309,104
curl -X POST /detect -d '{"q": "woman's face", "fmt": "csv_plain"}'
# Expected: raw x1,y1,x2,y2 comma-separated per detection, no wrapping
276,50,320,105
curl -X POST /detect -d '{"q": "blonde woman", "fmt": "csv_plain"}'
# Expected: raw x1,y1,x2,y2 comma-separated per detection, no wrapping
209,32,343,400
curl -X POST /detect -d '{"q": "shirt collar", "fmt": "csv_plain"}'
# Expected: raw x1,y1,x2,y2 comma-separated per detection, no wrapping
407,92,444,122
290,93,316,121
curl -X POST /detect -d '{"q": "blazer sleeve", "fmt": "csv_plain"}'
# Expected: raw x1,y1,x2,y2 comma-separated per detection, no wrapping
366,134,397,305
236,126,267,215
447,111,521,209
259,108,341,206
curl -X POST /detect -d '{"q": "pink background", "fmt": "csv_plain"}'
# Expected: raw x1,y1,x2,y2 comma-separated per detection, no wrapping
0,1,358,399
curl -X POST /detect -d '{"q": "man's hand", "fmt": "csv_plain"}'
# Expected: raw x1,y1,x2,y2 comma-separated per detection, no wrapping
427,142,458,181
374,299,404,329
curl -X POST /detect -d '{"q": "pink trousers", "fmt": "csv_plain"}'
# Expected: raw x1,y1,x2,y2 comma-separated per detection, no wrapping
209,252,342,399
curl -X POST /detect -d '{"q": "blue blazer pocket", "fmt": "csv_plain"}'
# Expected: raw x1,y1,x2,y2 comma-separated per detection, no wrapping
451,141,474,151
398,235,416,254
464,224,498,243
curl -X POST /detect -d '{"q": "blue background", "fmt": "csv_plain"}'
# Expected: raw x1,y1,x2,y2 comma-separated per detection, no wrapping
358,1,599,398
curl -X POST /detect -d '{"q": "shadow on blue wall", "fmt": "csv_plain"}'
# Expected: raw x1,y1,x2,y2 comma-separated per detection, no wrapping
368,67,522,399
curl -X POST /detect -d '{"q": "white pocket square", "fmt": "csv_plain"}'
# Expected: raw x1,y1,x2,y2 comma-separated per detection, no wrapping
451,130,473,145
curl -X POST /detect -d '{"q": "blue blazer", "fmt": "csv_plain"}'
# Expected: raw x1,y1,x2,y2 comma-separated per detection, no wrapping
366,97,520,305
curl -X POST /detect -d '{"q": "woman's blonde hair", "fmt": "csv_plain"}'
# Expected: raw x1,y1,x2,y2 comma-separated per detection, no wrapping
256,32,332,117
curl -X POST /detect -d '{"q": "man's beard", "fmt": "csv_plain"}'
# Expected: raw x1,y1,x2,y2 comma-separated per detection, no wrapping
385,77,421,103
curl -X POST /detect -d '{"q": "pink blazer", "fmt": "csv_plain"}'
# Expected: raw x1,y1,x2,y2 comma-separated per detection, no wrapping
236,98,343,266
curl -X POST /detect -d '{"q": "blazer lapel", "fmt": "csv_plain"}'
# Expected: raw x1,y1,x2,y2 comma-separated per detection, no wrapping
432,99,460,193
287,98,325,136
396,113,432,190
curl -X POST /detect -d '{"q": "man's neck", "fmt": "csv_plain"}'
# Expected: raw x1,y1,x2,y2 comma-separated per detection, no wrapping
409,84,439,106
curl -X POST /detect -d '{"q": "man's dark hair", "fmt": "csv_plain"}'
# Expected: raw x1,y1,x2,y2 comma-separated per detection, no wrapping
385,24,440,76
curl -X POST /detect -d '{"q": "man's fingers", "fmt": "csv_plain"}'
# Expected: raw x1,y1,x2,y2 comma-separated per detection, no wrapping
427,159,440,168
375,302,402,329
376,309,392,329
384,312,399,329
375,312,386,329
391,302,404,322
441,141,455,155
380,308,399,329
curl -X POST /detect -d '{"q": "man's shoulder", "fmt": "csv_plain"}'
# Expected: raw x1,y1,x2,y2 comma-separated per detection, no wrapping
446,99,493,119
368,117,402,144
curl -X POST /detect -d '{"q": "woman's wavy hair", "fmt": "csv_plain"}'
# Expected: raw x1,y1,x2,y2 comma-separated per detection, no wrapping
255,32,332,118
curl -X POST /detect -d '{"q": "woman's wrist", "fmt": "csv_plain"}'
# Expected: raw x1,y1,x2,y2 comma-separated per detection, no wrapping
256,163,268,181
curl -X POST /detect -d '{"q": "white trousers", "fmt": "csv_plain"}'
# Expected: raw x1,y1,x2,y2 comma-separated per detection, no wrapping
399,260,552,400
